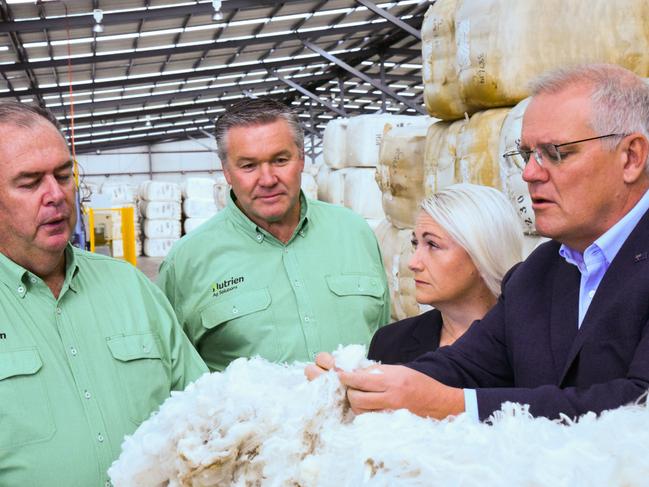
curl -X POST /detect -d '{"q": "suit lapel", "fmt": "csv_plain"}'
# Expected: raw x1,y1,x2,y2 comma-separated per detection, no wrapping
558,209,649,383
402,310,443,357
549,260,580,380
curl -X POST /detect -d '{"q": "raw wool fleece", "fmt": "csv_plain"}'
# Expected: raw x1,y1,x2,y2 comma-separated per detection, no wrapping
109,346,649,487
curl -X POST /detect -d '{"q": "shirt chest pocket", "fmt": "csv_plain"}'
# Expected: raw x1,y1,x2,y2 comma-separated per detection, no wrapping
199,288,277,365
0,349,56,450
106,333,170,425
325,274,385,342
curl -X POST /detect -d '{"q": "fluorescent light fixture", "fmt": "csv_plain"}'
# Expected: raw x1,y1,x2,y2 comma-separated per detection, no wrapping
92,9,104,34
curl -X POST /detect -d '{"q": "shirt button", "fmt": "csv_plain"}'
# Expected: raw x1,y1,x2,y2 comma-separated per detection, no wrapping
304,316,310,322
284,248,289,253
70,347,78,356
56,307,62,315
588,290,595,298
256,234,263,241
30,276,37,283
294,280,300,287
142,345,149,352
84,390,92,399
97,433,104,442
105,481,112,487
17,285,25,294
232,307,239,314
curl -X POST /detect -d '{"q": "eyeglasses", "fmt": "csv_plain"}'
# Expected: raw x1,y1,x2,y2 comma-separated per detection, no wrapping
502,133,627,171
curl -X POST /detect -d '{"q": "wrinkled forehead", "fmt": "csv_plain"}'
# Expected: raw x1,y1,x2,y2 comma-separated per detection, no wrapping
522,87,594,144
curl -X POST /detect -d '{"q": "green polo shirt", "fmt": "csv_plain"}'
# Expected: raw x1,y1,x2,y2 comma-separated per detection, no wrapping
158,192,390,371
0,245,207,486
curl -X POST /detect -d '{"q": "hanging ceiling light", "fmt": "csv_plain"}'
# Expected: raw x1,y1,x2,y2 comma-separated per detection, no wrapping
145,115,152,127
92,9,104,33
212,0,224,21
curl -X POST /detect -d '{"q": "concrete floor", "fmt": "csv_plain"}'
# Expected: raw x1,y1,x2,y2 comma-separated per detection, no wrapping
136,256,164,281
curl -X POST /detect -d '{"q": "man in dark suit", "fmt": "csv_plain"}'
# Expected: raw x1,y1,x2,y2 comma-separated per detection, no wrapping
306,63,649,421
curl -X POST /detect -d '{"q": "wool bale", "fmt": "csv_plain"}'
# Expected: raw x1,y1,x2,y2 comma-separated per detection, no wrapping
138,180,181,202
182,199,218,219
181,177,215,200
455,0,649,110
323,168,347,206
374,220,419,320
184,217,210,234
138,201,181,220
498,97,536,234
101,183,138,204
456,108,509,190
301,172,318,200
377,123,431,229
143,238,178,257
322,118,348,169
345,114,431,167
214,173,229,210
421,0,472,120
143,219,181,239
343,168,384,220
424,118,466,194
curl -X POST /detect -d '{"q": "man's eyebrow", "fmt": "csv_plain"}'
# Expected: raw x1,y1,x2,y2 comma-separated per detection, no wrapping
13,159,74,181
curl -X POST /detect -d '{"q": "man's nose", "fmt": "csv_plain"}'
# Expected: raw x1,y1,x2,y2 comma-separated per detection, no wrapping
521,154,549,184
43,175,67,206
258,163,278,186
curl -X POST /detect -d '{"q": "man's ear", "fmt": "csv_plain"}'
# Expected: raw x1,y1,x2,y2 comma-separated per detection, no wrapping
222,162,232,186
621,133,649,184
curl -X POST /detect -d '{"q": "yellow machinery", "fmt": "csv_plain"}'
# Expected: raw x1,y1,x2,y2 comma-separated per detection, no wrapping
85,206,137,266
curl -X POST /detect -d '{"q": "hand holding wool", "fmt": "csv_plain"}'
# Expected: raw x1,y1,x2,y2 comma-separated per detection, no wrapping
339,364,465,419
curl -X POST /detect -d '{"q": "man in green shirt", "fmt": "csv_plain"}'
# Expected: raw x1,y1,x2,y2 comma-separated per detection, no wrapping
158,98,390,371
0,101,207,486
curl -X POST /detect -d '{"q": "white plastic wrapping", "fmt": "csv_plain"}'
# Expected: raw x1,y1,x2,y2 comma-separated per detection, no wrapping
322,118,348,169
342,168,385,220
182,199,218,218
181,177,216,200
184,217,210,234
138,201,181,220
300,172,318,200
143,238,178,258
138,180,181,202
143,219,182,239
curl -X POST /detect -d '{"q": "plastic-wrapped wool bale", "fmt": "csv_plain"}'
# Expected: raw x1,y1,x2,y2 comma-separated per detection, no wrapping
421,0,471,120
138,201,181,220
374,220,419,320
456,108,509,190
323,168,348,206
182,199,217,219
455,0,649,111
322,118,348,169
342,168,385,220
139,180,182,257
345,114,431,167
301,172,318,200
376,123,431,230
183,218,210,234
498,97,535,234
316,164,331,202
424,118,466,194
181,177,215,200
214,172,229,210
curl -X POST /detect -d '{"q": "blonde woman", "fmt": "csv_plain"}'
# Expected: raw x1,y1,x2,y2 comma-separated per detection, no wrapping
367,183,523,364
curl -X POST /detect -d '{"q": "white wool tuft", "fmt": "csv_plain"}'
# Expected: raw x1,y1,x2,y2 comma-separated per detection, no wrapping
109,346,649,486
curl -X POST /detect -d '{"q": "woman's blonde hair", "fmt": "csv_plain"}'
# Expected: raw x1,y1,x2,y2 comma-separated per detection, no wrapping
420,183,523,297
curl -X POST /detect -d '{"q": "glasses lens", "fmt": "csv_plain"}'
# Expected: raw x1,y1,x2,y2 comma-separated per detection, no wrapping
539,144,561,164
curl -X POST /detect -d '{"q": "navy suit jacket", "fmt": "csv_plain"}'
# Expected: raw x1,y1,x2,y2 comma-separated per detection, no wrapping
408,209,649,421
368,309,442,365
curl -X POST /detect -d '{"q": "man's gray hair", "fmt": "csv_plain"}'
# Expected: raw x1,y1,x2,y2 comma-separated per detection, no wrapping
0,101,62,131
214,97,304,163
530,64,649,163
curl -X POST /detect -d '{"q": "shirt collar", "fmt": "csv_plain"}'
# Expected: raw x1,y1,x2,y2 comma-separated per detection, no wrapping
560,188,649,268
0,243,80,297
226,190,310,244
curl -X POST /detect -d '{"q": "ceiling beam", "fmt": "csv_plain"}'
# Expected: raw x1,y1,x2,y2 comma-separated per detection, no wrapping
354,0,421,40
0,16,423,73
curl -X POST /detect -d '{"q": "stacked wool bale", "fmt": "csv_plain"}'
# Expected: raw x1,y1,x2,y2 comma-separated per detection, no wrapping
213,172,229,211
376,0,649,320
99,182,142,257
109,346,649,487
181,177,218,235
139,181,182,257
318,114,431,231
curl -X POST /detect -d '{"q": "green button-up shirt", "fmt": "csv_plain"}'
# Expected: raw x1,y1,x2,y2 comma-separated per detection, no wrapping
158,193,390,371
0,245,207,487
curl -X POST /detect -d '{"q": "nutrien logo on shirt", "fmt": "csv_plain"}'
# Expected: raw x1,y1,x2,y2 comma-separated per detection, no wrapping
212,276,245,297
0,332,6,339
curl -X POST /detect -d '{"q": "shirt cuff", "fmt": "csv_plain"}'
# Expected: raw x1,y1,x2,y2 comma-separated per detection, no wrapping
463,389,479,421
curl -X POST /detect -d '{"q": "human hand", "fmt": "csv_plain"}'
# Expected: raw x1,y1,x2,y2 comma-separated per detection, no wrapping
338,364,465,419
304,352,336,381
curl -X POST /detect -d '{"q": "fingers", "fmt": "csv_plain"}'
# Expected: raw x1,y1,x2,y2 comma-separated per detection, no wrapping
346,388,393,413
304,363,326,381
314,352,335,371
337,366,386,392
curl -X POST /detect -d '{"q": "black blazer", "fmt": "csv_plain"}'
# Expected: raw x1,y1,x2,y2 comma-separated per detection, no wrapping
368,309,442,365
408,208,649,421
